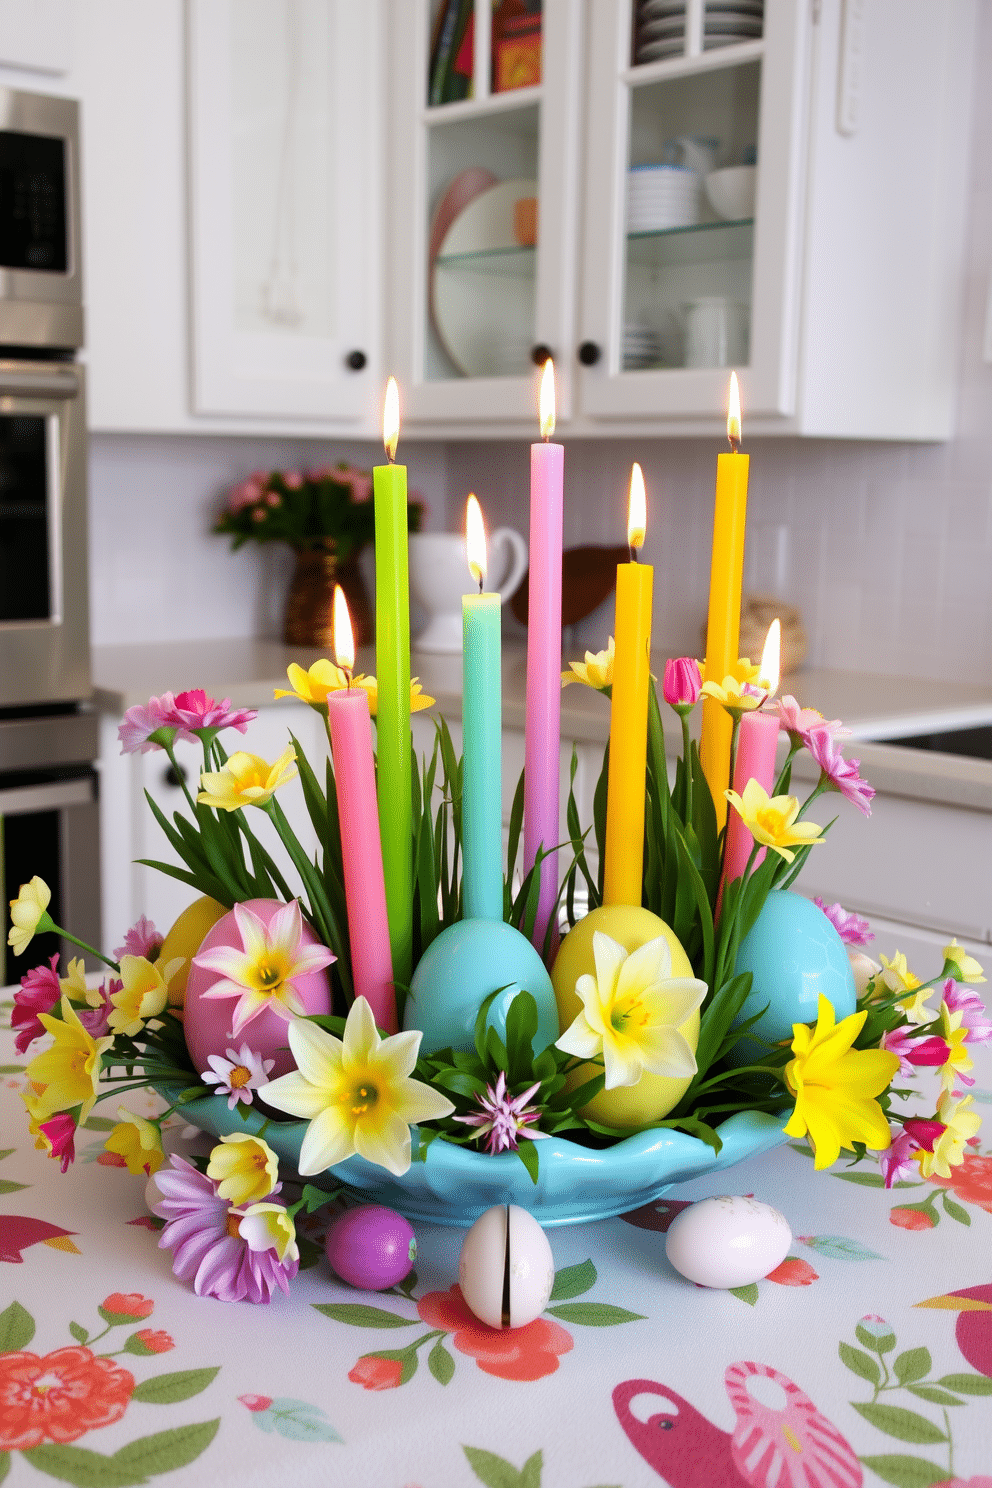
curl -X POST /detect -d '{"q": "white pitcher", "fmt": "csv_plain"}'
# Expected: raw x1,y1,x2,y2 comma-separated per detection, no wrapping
409,529,528,653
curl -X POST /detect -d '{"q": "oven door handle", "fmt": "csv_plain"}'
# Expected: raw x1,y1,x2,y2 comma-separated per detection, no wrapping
0,777,95,816
0,363,80,399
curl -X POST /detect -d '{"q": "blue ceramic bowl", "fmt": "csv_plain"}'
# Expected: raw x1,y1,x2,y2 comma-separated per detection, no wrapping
158,1084,788,1228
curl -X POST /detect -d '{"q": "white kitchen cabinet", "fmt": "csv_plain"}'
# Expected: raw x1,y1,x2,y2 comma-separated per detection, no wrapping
387,0,976,440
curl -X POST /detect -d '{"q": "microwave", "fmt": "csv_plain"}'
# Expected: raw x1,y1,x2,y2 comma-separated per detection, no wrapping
0,88,83,349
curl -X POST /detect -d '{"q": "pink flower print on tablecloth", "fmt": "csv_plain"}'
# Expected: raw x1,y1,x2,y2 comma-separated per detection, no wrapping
724,1360,862,1486
0,1346,134,1450
416,1286,573,1381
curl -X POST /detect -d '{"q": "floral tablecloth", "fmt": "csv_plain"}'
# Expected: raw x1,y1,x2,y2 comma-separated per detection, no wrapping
2,1005,991,1488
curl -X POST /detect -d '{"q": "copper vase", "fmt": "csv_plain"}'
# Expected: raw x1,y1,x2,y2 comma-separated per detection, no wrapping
282,543,373,649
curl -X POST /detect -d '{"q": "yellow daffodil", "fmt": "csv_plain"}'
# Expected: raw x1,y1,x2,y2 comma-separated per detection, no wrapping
918,1092,982,1179
937,1001,974,1093
275,662,433,717
237,1202,299,1265
109,955,182,1038
8,876,55,957
555,931,706,1089
700,675,766,713
206,1133,280,1205
261,996,455,1177
724,779,825,863
22,1090,52,1152
943,939,985,984
26,996,114,1123
877,952,932,1023
58,956,108,1009
198,746,298,811
193,900,334,1036
561,638,615,693
104,1106,165,1177
783,995,900,1170
729,657,764,686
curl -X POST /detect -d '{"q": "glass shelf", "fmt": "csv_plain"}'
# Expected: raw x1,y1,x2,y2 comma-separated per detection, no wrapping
627,217,753,268
434,243,535,278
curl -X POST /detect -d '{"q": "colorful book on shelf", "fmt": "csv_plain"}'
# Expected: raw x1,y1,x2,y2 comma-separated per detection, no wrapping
492,0,542,93
429,0,475,106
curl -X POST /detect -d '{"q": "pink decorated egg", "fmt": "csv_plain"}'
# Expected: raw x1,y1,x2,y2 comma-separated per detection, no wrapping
325,1205,416,1290
183,898,332,1082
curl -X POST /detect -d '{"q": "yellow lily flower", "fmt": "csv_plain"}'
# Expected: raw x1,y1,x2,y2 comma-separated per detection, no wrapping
275,661,434,717
937,1001,974,1093
877,952,932,1023
561,638,615,693
104,1106,165,1177
261,996,455,1176
724,779,825,863
59,956,107,1009
783,994,900,1169
109,955,182,1038
206,1133,280,1205
700,675,766,713
555,931,706,1089
26,996,114,1123
7,876,54,957
198,746,298,811
943,938,985,984
237,1202,299,1265
918,1092,982,1179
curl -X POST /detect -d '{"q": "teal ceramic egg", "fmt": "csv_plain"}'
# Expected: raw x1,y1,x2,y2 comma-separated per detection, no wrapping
405,918,559,1056
732,890,856,1055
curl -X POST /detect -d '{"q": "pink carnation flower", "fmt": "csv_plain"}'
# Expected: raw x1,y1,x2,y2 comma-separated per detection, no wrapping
662,657,702,710
114,916,164,961
881,1026,951,1079
228,473,267,511
942,979,992,1044
12,954,62,1053
773,695,850,744
169,689,257,737
118,693,189,754
814,898,874,946
806,725,875,817
152,1154,298,1304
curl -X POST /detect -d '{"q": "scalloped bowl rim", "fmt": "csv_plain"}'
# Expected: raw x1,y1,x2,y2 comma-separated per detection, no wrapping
159,1084,789,1228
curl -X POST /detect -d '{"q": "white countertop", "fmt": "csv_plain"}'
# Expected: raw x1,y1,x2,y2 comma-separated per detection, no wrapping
92,638,992,813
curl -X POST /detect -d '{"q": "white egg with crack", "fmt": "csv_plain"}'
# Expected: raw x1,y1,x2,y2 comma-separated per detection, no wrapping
664,1195,792,1289
459,1204,555,1328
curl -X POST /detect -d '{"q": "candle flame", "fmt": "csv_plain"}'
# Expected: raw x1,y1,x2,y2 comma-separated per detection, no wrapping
760,618,781,698
465,493,487,588
332,584,355,673
727,371,742,449
539,358,556,438
627,462,647,551
383,376,400,460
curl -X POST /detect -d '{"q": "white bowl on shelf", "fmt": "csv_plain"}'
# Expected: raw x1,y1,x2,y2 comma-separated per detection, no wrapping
704,165,757,220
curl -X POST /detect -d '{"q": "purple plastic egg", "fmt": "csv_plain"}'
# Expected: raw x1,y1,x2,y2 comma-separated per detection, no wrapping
325,1204,417,1291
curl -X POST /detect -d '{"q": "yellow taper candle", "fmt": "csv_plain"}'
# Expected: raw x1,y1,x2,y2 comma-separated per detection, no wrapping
603,462,653,906
699,372,750,833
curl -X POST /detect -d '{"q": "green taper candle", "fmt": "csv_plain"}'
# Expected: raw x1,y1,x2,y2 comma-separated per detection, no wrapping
374,377,413,985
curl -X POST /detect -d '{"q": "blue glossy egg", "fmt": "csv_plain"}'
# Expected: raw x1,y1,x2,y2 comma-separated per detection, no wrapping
732,890,856,1056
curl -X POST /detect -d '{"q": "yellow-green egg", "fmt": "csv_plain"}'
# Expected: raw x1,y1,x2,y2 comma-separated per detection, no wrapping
551,904,701,1128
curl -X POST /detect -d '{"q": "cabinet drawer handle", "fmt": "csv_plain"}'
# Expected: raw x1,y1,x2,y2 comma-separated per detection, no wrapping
345,350,367,371
530,343,553,366
578,340,601,366
164,763,188,789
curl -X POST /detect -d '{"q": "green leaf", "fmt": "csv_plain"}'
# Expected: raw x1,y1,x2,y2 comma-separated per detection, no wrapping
463,1445,526,1488
0,1150,13,1161
729,1283,759,1306
839,1341,883,1384
520,1450,542,1488
904,1384,963,1406
68,1322,89,1345
800,1234,884,1261
129,1367,219,1405
851,1402,946,1444
0,1451,8,1485
940,1193,971,1226
516,1136,540,1185
549,1259,596,1301
545,1302,644,1327
21,1444,146,1486
0,1179,28,1195
0,1066,23,1075
856,1322,897,1354
858,1454,953,1487
0,1300,35,1353
937,1372,992,1394
112,1419,221,1477
894,1347,932,1386
311,1302,416,1329
258,1398,342,1443
80,1116,116,1132
428,1338,455,1385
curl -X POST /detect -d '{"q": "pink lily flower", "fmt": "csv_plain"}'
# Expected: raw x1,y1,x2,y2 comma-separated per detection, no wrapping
772,695,851,745
39,1112,77,1174
942,979,992,1044
881,1026,951,1078
878,1128,921,1188
806,725,875,817
193,901,334,1036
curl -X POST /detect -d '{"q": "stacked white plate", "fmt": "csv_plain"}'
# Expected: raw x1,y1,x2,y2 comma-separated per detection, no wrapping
622,323,661,371
627,164,702,232
633,0,763,63
703,1,764,49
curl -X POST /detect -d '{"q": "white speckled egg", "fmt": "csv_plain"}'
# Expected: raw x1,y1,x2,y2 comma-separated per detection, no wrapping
664,1196,791,1289
459,1204,556,1329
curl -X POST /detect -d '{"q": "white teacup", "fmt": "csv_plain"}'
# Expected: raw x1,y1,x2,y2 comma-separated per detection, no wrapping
683,297,749,369
409,529,528,652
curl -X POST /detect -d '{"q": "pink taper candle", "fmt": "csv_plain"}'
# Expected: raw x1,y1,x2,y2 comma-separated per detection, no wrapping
720,620,782,897
326,586,397,1033
524,359,564,954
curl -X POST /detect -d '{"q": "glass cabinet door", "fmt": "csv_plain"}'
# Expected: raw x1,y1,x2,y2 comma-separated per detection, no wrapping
389,0,584,427
578,0,808,425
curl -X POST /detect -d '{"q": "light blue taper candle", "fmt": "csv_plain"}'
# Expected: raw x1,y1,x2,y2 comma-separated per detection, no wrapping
461,497,503,922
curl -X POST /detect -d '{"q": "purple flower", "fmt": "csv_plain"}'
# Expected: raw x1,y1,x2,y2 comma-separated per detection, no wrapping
814,898,874,946
878,1128,921,1188
12,955,62,1053
202,1044,275,1110
943,979,992,1044
806,726,875,817
169,689,257,737
39,1112,76,1173
76,980,115,1041
152,1154,298,1304
662,657,702,711
114,916,164,961
453,1072,549,1155
881,1026,951,1078
117,694,188,755
773,695,850,745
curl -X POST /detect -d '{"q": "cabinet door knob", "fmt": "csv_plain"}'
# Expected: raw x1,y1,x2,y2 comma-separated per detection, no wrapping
578,340,601,366
164,763,188,789
530,343,553,366
345,350,367,371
